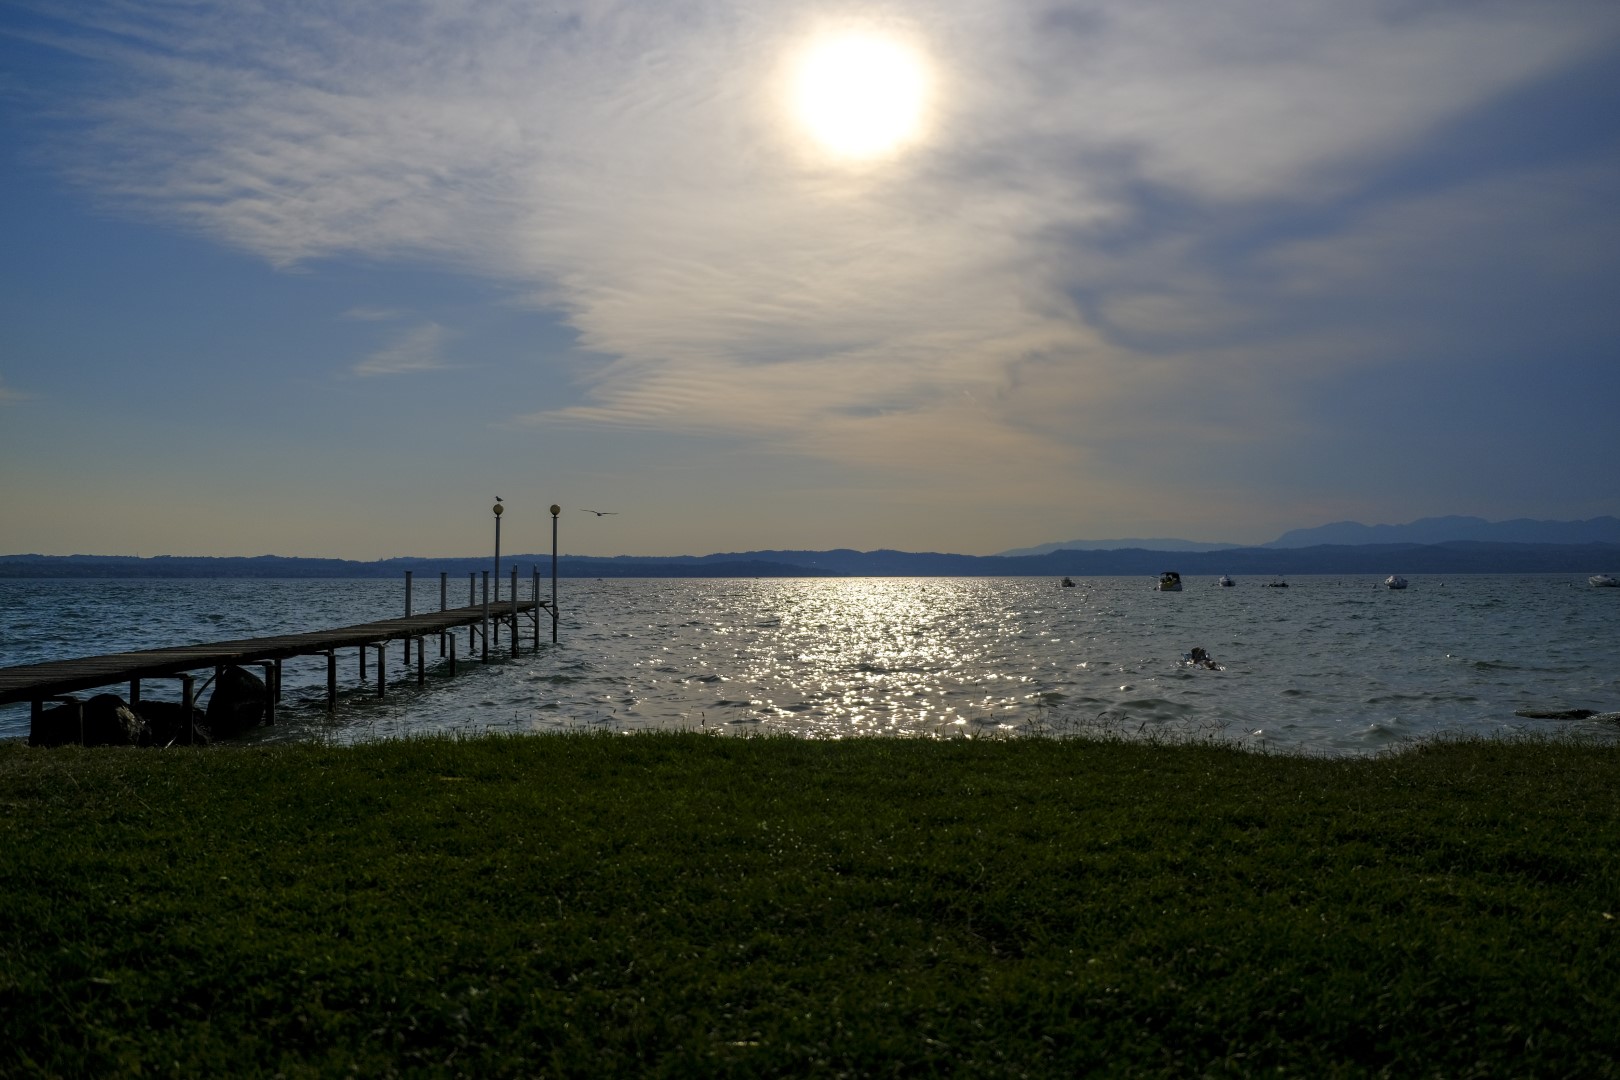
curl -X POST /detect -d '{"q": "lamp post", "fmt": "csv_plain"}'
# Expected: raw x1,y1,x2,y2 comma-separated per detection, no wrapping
493,500,504,601
550,504,560,643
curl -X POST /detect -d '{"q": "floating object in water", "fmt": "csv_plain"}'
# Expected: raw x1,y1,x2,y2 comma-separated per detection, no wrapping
1590,574,1618,587
1157,571,1182,592
1514,707,1601,720
1385,575,1409,590
1218,575,1235,587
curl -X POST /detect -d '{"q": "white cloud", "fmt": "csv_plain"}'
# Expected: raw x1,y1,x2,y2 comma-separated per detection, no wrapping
341,306,405,322
29,0,1620,477
352,322,453,377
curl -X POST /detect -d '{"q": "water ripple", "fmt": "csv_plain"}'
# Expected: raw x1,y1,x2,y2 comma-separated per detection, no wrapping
4,574,1619,754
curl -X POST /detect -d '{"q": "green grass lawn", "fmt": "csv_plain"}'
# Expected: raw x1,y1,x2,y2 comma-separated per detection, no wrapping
2,732,1616,1077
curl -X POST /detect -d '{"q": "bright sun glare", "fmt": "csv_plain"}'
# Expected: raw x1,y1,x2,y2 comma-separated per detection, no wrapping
792,33,930,160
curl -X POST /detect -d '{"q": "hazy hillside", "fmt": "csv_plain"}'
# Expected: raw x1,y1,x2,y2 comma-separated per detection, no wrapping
996,516,1620,554
4,542,1617,579
996,537,1245,557
1266,516,1620,548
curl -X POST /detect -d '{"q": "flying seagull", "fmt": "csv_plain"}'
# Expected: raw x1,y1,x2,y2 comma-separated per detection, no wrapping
581,509,618,516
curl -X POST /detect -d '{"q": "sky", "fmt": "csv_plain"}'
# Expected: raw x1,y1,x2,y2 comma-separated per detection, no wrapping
2,0,1618,560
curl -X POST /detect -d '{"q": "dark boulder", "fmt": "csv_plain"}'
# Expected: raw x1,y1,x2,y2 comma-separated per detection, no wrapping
81,693,147,746
136,700,210,746
205,665,269,738
29,694,146,746
29,699,83,747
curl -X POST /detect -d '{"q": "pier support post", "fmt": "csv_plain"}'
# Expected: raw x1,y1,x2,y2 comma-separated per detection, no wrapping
181,675,195,745
375,644,386,698
511,568,519,657
449,633,457,676
416,638,426,686
404,571,413,664
440,572,449,657
360,643,367,681
481,571,491,662
130,679,141,709
326,650,338,713
550,503,560,644
258,662,277,725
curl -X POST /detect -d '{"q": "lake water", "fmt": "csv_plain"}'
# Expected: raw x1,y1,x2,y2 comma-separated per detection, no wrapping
2,575,1617,755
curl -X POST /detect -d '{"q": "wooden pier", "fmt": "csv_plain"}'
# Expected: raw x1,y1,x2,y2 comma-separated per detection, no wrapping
1,570,556,745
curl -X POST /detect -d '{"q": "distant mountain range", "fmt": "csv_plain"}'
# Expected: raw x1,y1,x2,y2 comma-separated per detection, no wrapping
3,517,1617,579
1265,515,1620,547
998,537,1245,556
4,538,1619,580
1001,516,1620,555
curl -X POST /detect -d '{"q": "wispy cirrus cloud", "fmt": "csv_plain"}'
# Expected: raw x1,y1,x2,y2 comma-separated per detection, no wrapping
20,0,1620,528
352,322,453,377
341,306,406,322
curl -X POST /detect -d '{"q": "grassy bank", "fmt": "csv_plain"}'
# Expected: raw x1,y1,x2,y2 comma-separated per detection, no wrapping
2,733,1616,1077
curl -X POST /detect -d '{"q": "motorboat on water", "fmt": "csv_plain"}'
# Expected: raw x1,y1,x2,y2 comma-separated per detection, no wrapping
1157,571,1183,592
1218,575,1235,587
1061,577,1076,588
1591,574,1619,588
1264,579,1289,588
1385,575,1409,590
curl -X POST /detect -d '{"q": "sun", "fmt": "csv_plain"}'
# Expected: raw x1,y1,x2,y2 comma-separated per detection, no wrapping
791,33,930,160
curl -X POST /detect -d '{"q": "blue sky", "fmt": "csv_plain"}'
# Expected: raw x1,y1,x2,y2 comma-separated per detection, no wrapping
3,0,1618,559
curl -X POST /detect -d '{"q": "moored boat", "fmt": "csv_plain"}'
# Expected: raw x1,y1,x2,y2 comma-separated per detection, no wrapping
1591,574,1619,588
1385,575,1408,590
1157,571,1183,592
1218,575,1235,587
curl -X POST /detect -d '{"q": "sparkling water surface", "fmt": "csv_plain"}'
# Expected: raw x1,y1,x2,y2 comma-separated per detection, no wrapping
2,575,1616,754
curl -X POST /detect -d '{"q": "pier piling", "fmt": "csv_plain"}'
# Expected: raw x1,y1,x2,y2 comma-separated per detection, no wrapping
180,675,195,745
404,571,413,664
259,662,276,725
481,572,491,663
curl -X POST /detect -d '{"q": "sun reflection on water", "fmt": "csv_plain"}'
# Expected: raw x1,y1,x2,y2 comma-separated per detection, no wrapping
621,578,1073,738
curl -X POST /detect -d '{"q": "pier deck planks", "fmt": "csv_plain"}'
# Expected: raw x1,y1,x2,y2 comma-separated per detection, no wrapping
0,601,548,706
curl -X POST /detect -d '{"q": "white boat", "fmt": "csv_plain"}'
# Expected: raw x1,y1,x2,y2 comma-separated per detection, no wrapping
1591,574,1619,588
1157,571,1183,592
1218,575,1235,587
1385,575,1408,590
